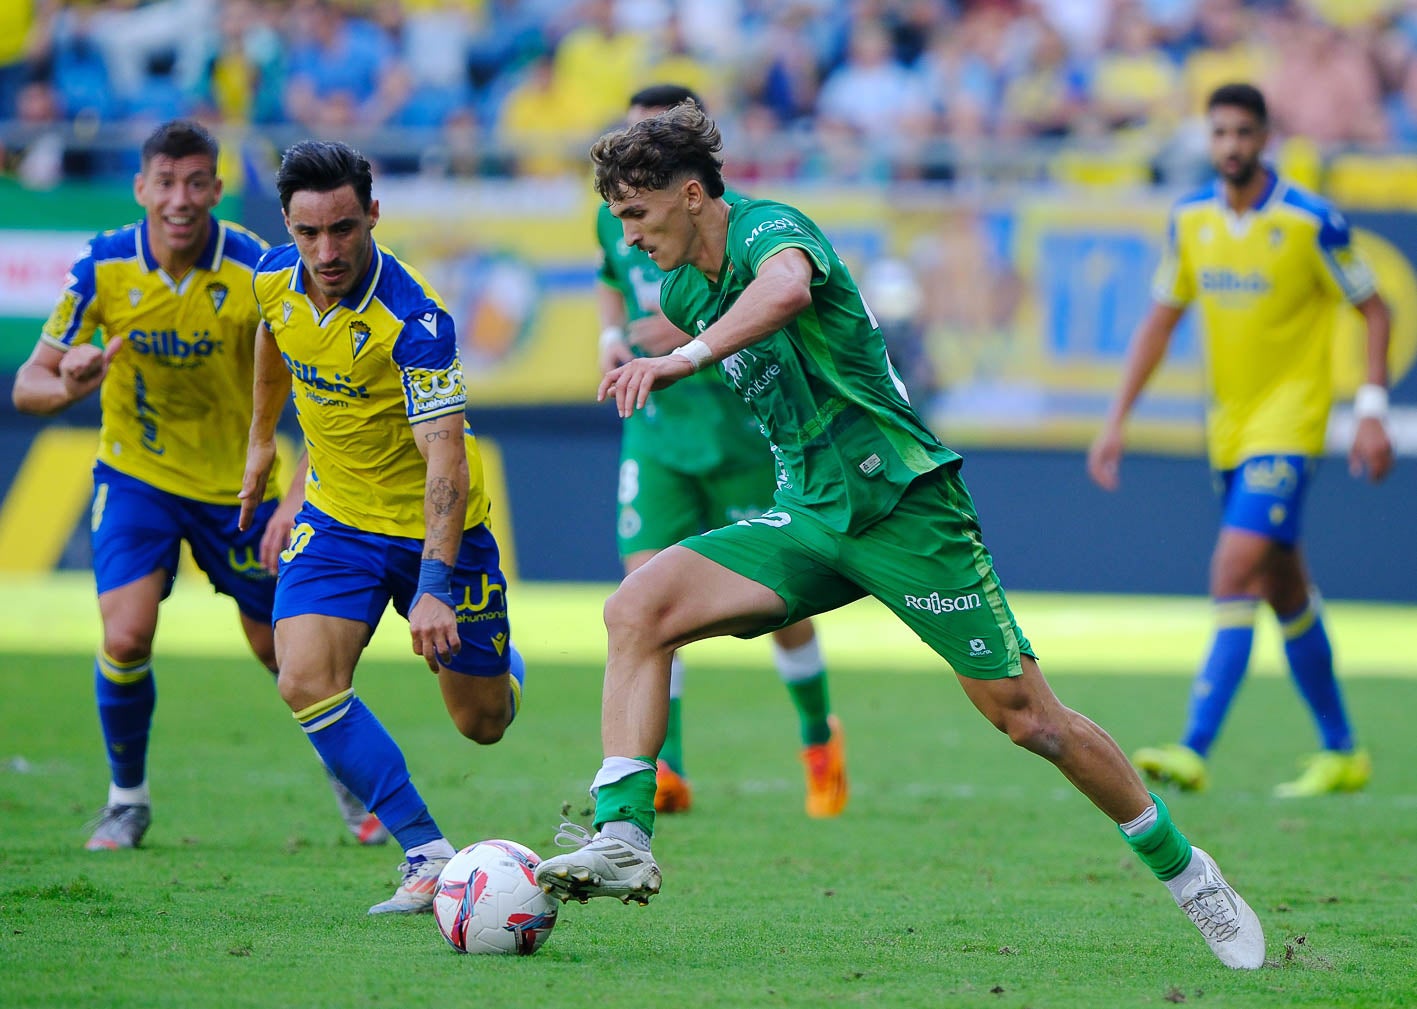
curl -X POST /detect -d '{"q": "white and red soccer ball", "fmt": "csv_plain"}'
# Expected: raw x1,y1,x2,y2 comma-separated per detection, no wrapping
433,839,558,955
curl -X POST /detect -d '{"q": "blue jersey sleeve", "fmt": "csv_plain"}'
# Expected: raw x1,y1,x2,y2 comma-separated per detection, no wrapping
1314,206,1376,302
391,308,468,422
41,242,102,348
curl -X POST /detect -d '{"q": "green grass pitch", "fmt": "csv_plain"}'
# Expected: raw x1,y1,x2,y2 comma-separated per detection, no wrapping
1,576,1415,1008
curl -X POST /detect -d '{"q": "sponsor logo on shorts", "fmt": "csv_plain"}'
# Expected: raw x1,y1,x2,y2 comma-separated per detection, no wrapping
969,638,992,656
1241,457,1299,495
903,591,981,615
455,574,507,625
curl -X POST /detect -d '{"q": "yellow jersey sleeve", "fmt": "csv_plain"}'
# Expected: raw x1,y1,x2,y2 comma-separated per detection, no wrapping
1151,203,1200,307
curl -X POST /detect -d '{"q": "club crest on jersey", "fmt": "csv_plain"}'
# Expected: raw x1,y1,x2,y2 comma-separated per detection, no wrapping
206,282,228,315
128,288,142,307
282,300,294,323
349,320,372,359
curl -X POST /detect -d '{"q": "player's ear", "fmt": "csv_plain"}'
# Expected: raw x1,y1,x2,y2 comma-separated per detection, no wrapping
368,198,380,230
133,170,146,206
683,178,702,214
212,173,224,205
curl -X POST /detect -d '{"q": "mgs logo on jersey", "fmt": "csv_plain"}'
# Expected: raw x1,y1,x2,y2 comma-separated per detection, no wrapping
403,362,467,417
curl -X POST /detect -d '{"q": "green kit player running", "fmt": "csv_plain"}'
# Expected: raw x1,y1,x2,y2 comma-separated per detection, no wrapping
535,103,1267,970
596,84,846,819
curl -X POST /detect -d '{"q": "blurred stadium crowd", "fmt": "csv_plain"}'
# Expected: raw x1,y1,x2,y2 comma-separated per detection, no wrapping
3,0,1417,188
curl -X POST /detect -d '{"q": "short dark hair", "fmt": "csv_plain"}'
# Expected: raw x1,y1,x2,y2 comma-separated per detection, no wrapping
628,83,704,114
275,140,374,212
140,119,219,170
591,101,725,203
1207,83,1267,125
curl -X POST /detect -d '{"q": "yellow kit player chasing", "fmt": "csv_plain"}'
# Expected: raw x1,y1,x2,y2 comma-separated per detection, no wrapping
239,140,526,915
11,120,385,850
1089,83,1394,797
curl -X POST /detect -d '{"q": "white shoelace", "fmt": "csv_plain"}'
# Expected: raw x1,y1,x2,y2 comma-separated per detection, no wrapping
1182,884,1241,941
552,821,595,850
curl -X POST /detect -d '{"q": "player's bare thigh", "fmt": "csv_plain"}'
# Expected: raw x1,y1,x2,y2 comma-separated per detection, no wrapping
97,569,166,662
606,544,788,650
273,613,369,710
1210,527,1309,609
438,667,513,744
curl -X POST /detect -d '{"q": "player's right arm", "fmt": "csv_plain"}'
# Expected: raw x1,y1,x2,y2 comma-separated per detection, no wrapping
1087,302,1187,491
11,338,123,415
12,239,118,415
239,322,292,532
1089,206,1194,491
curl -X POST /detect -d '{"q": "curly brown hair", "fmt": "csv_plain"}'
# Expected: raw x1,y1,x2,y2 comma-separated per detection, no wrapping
590,102,726,204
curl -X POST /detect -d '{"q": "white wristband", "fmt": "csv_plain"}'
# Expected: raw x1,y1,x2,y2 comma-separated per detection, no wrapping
1354,383,1389,420
671,338,714,372
599,325,627,352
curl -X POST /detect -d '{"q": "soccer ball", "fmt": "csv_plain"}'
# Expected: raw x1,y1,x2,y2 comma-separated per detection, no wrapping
433,839,558,955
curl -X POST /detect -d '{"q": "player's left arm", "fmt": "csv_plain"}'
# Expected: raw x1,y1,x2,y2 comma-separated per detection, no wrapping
409,410,469,671
1314,208,1394,482
1349,291,1393,482
598,249,813,416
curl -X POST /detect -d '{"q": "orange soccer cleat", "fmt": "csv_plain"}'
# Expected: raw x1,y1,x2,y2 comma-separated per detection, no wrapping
801,715,848,818
654,759,693,813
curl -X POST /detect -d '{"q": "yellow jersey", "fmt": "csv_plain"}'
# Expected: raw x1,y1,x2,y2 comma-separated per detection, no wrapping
40,216,277,504
1151,171,1376,470
252,241,488,538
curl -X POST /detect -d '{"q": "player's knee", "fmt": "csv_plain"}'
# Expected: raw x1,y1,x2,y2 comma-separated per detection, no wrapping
603,583,667,646
996,708,1064,760
102,629,153,666
450,708,506,745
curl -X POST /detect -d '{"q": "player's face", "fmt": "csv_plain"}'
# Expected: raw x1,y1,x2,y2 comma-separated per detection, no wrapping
284,185,380,304
135,154,222,261
1208,105,1267,186
609,181,698,271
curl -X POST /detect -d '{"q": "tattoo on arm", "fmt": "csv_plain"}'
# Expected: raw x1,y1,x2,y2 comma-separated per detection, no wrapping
428,476,459,516
423,429,450,443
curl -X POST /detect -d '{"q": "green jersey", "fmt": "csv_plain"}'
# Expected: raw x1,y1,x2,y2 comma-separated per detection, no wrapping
659,198,959,534
596,197,764,475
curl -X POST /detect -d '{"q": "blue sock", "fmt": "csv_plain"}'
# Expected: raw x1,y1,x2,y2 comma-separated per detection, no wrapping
1279,594,1354,752
95,652,156,789
1180,597,1257,757
295,691,441,850
507,645,525,725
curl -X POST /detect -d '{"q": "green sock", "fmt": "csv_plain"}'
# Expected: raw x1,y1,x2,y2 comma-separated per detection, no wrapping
785,672,831,746
659,697,685,774
593,762,657,836
1119,793,1194,882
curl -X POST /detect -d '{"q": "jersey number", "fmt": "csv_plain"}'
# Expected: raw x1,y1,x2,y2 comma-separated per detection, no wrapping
280,522,315,564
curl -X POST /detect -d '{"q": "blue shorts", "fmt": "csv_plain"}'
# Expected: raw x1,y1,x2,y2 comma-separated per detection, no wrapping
273,503,513,677
1216,454,1316,547
89,461,278,621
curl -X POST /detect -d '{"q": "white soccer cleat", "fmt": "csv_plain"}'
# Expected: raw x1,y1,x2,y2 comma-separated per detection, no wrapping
533,822,661,905
1172,846,1266,969
368,854,449,915
324,765,390,845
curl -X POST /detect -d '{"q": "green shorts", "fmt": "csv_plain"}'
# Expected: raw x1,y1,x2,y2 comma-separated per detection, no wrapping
678,465,1035,679
616,450,780,557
